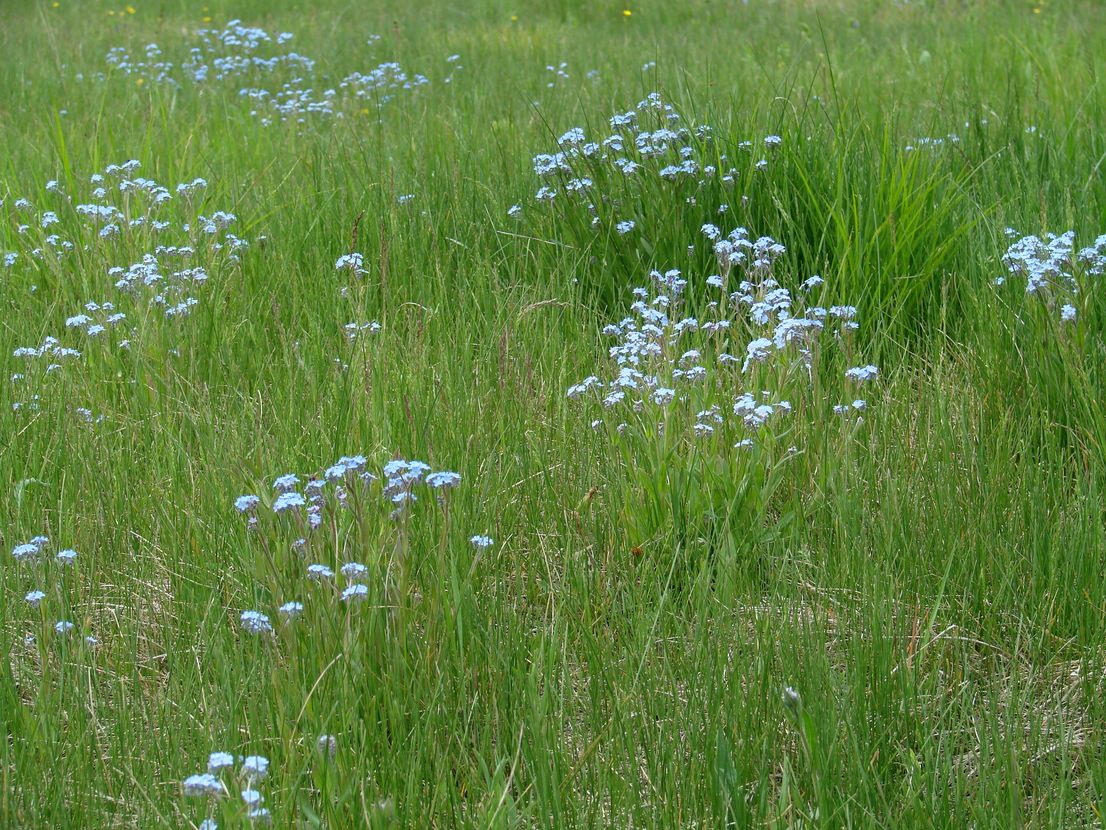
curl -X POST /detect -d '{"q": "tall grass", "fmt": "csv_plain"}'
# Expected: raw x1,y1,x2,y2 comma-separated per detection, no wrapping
3,0,1106,827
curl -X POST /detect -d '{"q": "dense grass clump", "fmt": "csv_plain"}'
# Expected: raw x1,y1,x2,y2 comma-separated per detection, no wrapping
4,0,1106,827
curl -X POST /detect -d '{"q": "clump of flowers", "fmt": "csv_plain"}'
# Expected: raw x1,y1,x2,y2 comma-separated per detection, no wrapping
509,92,786,297
5,160,249,414
567,225,879,547
182,751,273,825
232,453,480,631
997,228,1106,327
520,92,721,220
10,534,94,645
101,19,431,126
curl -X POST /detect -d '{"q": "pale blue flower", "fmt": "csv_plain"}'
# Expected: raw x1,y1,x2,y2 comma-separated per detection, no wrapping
742,337,774,369
307,506,323,530
340,562,368,582
558,127,586,146
235,495,261,513
241,789,264,807
13,542,42,562
241,756,269,780
844,365,879,383
208,752,235,772
55,549,78,566
25,590,46,606
183,773,223,797
652,387,676,406
272,473,298,493
470,534,494,548
341,584,368,602
426,471,461,488
273,491,305,513
240,611,273,635
279,601,304,619
335,253,364,273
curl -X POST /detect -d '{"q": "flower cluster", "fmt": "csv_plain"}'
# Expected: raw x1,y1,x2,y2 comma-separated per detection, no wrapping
904,133,961,152
233,454,477,631
106,21,310,87
512,92,783,246
182,751,272,825
343,320,381,341
5,160,249,414
997,229,1106,325
65,302,128,337
101,20,431,126
568,224,879,442
10,535,94,646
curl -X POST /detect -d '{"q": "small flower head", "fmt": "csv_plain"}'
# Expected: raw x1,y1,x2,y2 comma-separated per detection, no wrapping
235,495,261,513
55,548,78,566
240,756,269,781
470,534,494,548
272,491,306,513
241,789,264,808
341,583,369,602
340,562,369,582
273,473,299,492
208,752,235,773
844,365,879,383
183,773,224,798
240,611,273,636
426,471,461,489
278,601,304,619
13,537,48,562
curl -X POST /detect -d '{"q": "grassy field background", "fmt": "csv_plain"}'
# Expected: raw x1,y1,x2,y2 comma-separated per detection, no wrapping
4,0,1106,826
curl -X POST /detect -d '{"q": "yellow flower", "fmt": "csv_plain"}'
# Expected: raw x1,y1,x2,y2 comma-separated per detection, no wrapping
126,5,136,12
51,1,59,7
510,14,518,21
623,8,632,16
136,77,144,86
202,15,212,22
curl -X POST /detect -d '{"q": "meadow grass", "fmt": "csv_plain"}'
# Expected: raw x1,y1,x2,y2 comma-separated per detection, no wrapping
3,0,1106,827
